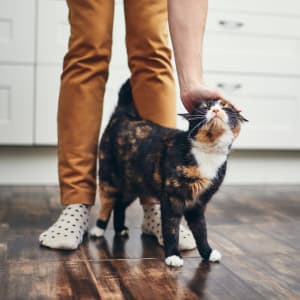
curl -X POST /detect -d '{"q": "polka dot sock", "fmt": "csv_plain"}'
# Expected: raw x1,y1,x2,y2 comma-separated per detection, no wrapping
141,204,196,251
39,204,90,250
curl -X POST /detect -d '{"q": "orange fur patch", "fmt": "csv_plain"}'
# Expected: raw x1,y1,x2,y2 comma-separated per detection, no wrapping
99,183,117,221
153,169,161,184
177,165,201,178
195,118,226,143
166,178,181,188
117,136,126,145
189,178,211,199
153,153,162,184
99,151,105,160
100,182,117,194
135,125,152,139
232,123,241,138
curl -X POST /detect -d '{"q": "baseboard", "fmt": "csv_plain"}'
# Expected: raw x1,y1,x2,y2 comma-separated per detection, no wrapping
0,146,299,185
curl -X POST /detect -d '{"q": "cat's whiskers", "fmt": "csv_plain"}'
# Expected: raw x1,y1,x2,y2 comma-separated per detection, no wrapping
188,119,206,138
193,112,207,116
184,116,206,121
194,108,208,114
182,113,207,121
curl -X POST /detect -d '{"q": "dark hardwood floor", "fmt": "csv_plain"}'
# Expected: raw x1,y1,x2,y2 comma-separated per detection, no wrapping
0,185,300,300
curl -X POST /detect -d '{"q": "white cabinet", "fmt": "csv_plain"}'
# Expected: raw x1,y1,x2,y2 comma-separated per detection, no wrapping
205,74,300,149
35,66,60,144
204,11,300,75
0,0,299,149
34,0,70,144
0,0,35,63
209,0,300,16
110,3,127,68
34,1,129,144
37,0,69,64
0,66,34,144
34,65,131,145
0,0,35,145
0,0,36,145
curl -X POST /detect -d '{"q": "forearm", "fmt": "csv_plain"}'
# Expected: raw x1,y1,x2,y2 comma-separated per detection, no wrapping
168,0,208,97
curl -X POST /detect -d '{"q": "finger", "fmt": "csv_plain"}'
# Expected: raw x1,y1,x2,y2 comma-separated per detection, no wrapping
226,99,242,112
214,88,242,112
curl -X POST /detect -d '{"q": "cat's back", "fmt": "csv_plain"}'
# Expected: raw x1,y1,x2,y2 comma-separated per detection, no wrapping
100,111,180,162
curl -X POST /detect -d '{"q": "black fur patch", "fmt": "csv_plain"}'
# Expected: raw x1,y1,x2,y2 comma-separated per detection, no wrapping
96,79,245,261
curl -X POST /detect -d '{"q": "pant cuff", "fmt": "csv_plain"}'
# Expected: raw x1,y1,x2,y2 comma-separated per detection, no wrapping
60,188,96,206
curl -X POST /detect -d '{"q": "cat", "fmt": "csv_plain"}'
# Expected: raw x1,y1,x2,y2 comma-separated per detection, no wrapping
90,79,247,267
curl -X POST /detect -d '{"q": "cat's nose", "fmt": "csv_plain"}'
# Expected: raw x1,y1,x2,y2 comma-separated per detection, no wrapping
212,108,220,113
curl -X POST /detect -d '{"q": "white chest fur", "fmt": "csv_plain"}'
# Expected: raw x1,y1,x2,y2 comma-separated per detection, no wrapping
191,129,233,180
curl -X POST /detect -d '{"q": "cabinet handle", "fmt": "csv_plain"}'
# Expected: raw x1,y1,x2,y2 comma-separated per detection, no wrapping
219,20,244,29
217,83,242,91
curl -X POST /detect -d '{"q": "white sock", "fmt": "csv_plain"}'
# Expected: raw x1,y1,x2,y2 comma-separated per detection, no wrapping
141,204,196,251
39,204,90,250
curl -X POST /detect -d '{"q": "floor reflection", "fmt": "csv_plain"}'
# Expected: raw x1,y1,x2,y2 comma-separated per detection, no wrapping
188,262,211,298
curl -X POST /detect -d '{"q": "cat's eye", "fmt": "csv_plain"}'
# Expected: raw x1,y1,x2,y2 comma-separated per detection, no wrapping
221,102,231,109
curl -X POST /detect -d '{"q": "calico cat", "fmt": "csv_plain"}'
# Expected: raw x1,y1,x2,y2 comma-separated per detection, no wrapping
90,79,247,267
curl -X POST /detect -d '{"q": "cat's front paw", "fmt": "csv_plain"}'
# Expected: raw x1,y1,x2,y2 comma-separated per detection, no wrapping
89,226,105,238
165,255,184,267
209,249,222,262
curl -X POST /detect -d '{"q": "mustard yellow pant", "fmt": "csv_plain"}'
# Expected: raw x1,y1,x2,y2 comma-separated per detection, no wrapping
57,0,176,205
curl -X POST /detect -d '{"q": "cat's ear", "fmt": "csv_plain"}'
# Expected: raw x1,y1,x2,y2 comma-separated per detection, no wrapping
178,113,194,121
238,113,249,123
231,105,249,123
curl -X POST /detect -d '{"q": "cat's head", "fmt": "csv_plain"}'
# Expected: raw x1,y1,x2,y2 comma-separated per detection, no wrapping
179,99,248,146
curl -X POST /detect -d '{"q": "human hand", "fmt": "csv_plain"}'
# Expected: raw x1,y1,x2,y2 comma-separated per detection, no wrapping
180,82,241,113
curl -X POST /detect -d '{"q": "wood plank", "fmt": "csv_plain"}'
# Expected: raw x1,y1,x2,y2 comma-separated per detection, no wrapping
256,221,300,251
0,243,7,266
0,261,100,300
87,258,254,300
213,224,295,256
224,254,300,300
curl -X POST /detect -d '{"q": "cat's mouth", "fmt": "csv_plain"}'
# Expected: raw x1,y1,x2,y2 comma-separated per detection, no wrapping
207,113,227,125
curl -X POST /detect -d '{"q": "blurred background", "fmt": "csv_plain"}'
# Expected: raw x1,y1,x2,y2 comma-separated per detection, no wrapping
0,0,299,186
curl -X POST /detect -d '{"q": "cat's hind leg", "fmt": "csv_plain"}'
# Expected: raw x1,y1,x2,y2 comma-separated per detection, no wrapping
89,182,118,238
113,200,130,236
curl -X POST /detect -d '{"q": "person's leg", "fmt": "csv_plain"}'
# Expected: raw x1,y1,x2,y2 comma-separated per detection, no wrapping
124,0,176,128
124,0,196,250
39,0,114,249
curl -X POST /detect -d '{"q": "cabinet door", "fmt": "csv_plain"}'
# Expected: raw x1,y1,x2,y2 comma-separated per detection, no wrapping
37,0,126,65
101,67,130,134
35,66,60,144
110,2,127,68
37,0,69,64
205,73,300,149
210,0,300,16
204,11,300,75
0,66,34,144
0,0,35,63
34,65,131,145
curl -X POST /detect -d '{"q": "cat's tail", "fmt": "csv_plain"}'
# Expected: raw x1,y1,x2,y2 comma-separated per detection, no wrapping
116,79,140,119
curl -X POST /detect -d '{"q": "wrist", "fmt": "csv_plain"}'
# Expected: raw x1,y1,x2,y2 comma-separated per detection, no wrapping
178,68,204,92
180,79,205,100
